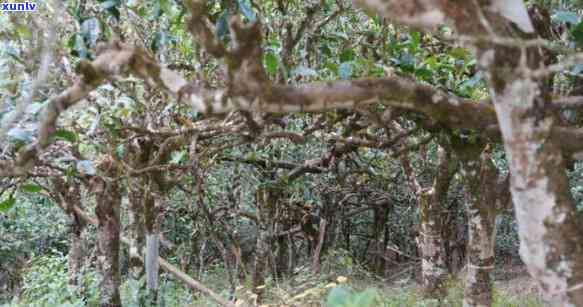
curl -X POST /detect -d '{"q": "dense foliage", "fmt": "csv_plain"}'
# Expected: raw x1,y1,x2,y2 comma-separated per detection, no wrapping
4,0,583,306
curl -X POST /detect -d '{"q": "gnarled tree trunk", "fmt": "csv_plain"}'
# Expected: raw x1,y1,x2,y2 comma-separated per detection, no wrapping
93,174,122,307
353,1,583,304
253,186,281,300
477,11,583,305
53,178,86,288
456,143,506,307
144,193,162,304
127,187,145,281
401,144,457,298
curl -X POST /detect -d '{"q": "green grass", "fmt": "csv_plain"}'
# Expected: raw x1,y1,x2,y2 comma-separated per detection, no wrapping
4,253,543,307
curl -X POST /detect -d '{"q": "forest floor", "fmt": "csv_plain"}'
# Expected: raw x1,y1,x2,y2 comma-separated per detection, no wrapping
493,265,539,299
225,262,543,307
1,252,542,307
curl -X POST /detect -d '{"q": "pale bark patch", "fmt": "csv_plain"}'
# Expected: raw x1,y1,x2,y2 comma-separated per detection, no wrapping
489,0,534,33
493,79,573,304
146,234,160,291
160,68,187,93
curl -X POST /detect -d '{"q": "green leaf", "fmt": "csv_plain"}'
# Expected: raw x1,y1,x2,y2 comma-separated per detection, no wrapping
170,150,187,164
0,197,16,212
69,33,88,59
21,184,42,193
399,53,416,72
553,10,580,24
572,64,583,75
339,49,355,62
415,67,432,80
54,129,78,143
152,0,169,19
115,144,125,159
571,21,583,47
80,17,100,48
99,0,121,20
338,62,353,79
216,11,230,39
449,47,470,61
264,52,279,75
7,128,33,143
237,0,256,22
15,24,32,39
326,286,352,307
325,62,338,75
317,44,331,58
151,31,168,53
409,31,421,51
460,72,483,88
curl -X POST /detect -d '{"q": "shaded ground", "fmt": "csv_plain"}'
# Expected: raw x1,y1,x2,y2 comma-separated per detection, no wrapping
244,263,543,307
2,253,542,307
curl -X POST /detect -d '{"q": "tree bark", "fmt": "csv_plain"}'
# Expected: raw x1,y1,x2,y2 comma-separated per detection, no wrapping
489,59,583,305
321,190,339,256
456,143,500,307
253,186,280,299
402,144,456,298
68,220,85,287
52,178,86,288
144,193,162,303
418,189,447,298
127,189,145,280
479,16,583,306
311,218,327,274
369,201,389,275
353,1,583,304
93,176,122,307
60,201,236,307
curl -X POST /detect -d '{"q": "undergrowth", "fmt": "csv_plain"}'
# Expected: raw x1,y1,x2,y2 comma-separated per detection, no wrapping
2,251,543,307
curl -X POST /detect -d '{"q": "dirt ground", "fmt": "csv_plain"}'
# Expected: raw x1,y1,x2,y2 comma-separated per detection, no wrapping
494,265,540,299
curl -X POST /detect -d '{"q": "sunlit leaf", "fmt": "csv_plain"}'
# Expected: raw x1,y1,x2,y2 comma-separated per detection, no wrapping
449,47,470,61
339,49,355,62
15,24,32,39
21,184,42,193
0,197,16,212
54,129,78,143
409,31,421,51
264,52,279,75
